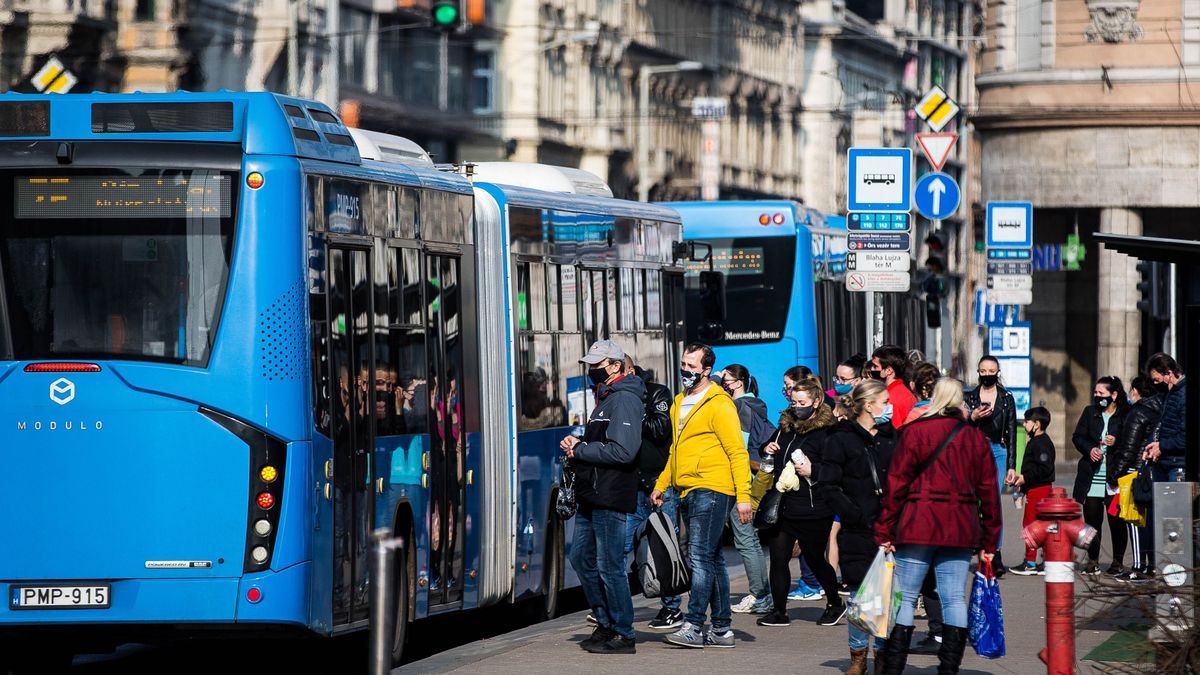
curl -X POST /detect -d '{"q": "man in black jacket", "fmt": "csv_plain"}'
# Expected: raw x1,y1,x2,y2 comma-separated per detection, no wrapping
562,340,645,654
621,358,684,630
1144,352,1187,481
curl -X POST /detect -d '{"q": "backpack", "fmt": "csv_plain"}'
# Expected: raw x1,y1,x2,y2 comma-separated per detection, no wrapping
747,406,777,458
633,510,691,598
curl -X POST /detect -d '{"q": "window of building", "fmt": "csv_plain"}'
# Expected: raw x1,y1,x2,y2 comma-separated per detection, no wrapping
340,6,371,88
472,46,497,114
135,0,154,21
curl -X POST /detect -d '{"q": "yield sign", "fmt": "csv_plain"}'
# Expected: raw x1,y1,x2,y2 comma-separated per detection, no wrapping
916,133,958,171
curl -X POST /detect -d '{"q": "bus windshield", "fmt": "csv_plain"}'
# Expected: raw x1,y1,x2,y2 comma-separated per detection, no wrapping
0,169,237,366
684,235,796,345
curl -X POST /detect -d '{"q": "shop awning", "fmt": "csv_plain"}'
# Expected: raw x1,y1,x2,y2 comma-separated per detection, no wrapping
1094,232,1200,265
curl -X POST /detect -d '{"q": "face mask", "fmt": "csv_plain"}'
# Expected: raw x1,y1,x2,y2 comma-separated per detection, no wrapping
1094,395,1112,410
681,369,702,390
869,369,885,381
791,403,815,420
979,374,998,388
1154,381,1170,395
834,382,853,395
873,403,894,425
588,366,610,386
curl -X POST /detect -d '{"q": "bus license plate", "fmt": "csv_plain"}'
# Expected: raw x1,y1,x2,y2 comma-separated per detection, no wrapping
9,584,110,610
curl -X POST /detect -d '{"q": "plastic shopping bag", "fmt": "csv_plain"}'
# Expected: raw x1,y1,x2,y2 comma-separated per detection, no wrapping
968,560,1006,658
848,547,900,639
1117,471,1147,526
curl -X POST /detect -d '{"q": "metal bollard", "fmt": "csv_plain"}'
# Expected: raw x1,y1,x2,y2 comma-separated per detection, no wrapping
1020,486,1097,675
369,528,404,675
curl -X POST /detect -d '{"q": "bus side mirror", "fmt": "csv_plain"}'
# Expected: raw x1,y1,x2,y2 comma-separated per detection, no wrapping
698,270,726,341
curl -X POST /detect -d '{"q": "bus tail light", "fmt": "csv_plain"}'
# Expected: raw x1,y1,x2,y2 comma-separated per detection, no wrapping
772,213,785,225
199,408,286,574
247,587,263,603
758,214,770,225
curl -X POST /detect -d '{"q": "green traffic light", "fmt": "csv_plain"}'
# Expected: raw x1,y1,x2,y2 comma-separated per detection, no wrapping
433,3,459,26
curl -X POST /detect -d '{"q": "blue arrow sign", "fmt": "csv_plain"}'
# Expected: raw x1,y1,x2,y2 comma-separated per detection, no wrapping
913,172,960,220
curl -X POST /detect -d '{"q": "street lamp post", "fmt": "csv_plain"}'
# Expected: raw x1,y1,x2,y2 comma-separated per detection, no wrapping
637,61,703,203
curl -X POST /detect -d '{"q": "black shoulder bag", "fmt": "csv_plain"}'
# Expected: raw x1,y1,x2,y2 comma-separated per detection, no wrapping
753,435,794,530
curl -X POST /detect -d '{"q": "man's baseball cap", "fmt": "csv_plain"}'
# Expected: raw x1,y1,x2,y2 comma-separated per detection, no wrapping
580,339,624,365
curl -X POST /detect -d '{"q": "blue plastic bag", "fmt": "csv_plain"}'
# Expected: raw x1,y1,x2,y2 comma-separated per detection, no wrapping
968,560,1006,658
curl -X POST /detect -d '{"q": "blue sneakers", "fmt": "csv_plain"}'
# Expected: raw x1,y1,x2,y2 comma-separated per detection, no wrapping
788,579,825,601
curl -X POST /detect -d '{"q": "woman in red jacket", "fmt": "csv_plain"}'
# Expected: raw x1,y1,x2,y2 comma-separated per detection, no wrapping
875,378,1002,675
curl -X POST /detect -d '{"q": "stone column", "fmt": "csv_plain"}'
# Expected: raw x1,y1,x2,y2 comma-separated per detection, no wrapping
1097,207,1142,382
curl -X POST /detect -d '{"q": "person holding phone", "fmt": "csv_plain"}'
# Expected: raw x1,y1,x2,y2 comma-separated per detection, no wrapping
963,356,1017,576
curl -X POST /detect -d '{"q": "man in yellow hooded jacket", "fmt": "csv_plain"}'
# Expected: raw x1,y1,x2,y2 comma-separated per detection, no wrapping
651,343,753,649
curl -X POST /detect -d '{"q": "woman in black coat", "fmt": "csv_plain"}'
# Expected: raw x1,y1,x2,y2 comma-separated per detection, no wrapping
1110,376,1163,578
818,379,897,671
1070,375,1129,575
756,379,842,628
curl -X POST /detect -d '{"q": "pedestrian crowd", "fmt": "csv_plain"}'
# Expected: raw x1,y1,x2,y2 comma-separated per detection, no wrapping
560,337,1188,673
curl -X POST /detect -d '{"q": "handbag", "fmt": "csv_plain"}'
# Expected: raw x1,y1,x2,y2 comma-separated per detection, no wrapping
968,559,1006,658
555,457,577,520
847,547,900,638
753,488,782,529
1132,461,1157,507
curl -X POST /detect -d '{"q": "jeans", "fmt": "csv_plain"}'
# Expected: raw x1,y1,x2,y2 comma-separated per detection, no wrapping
893,545,973,628
729,506,769,599
849,623,886,650
990,442,1007,549
624,488,682,611
680,488,735,630
569,506,635,639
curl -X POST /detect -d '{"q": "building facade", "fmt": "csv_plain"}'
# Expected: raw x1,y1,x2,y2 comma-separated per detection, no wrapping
799,0,979,371
489,0,805,201
975,0,1199,443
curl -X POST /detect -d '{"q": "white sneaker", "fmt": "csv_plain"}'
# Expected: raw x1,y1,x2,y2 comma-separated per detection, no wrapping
731,594,758,614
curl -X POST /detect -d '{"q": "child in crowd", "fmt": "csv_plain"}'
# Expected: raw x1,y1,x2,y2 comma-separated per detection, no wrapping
1011,407,1056,576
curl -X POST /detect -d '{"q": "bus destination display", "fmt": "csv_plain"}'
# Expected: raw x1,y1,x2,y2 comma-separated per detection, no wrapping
15,175,231,219
683,246,765,276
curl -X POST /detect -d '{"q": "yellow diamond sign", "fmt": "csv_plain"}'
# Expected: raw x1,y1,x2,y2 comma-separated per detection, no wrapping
31,56,77,94
914,85,959,132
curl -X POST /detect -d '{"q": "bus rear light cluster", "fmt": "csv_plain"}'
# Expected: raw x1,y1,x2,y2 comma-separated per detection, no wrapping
198,408,287,575
758,213,785,226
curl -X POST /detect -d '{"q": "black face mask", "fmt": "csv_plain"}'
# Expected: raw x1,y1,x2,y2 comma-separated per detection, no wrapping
588,366,610,386
1154,381,1170,395
869,369,885,381
1094,395,1112,410
979,375,999,388
681,369,702,390
791,404,815,420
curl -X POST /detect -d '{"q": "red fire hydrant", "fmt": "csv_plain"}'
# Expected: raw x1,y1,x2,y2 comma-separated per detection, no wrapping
1021,486,1098,675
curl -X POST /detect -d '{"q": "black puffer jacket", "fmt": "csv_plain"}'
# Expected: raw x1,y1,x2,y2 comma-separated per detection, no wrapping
772,404,837,521
1070,403,1128,501
636,375,674,493
1110,394,1164,480
818,419,897,530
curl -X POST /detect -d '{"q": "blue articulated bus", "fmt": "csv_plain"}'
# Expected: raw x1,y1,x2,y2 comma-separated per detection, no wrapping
0,92,683,664
666,201,821,413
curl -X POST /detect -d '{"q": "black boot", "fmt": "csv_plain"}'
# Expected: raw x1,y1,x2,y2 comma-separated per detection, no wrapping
936,626,969,674
881,624,915,675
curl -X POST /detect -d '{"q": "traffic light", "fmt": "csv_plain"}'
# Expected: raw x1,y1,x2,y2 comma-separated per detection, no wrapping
922,274,945,329
432,0,461,30
1132,260,1161,317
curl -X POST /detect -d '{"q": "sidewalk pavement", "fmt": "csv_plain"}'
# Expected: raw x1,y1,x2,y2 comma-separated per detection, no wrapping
398,493,1135,674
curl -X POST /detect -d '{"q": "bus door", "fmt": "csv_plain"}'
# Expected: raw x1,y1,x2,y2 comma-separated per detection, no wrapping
425,252,465,607
326,244,375,625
